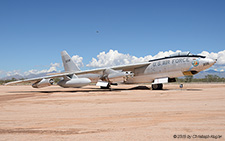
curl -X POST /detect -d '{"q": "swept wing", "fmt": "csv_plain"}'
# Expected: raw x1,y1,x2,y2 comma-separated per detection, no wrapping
5,62,150,85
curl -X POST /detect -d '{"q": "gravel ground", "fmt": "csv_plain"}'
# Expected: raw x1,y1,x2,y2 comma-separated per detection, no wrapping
0,84,224,140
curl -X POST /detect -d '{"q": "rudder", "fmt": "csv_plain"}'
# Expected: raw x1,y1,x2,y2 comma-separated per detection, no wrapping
61,50,81,72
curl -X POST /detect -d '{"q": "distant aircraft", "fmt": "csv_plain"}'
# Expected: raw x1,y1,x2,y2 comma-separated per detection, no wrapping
6,51,216,90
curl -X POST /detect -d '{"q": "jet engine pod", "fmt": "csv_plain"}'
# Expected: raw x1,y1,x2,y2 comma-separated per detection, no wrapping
32,78,54,88
58,78,91,88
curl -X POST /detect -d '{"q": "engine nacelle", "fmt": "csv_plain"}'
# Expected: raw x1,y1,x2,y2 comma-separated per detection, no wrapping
57,78,91,88
32,78,54,88
104,69,134,79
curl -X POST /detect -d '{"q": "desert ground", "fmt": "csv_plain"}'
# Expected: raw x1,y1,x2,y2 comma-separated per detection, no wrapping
0,83,224,140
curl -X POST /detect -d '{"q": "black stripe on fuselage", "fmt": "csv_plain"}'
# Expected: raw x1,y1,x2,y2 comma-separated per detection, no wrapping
148,55,205,62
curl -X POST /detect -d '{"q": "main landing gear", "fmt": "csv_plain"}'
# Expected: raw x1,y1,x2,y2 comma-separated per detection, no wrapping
100,83,111,89
152,83,163,90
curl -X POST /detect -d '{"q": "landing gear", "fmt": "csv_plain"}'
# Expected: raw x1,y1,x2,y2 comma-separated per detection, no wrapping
98,81,118,90
152,83,163,90
100,83,111,89
180,84,183,89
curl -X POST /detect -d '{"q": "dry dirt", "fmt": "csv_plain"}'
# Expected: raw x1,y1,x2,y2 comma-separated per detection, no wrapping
0,83,225,140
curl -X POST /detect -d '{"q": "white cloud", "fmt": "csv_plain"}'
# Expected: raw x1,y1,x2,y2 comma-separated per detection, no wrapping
6,70,21,76
50,63,60,68
71,55,84,67
86,49,182,68
199,50,225,65
48,63,60,72
1,62,62,79
23,69,47,76
86,49,225,68
153,50,181,59
23,62,61,76
87,50,137,67
3,63,61,78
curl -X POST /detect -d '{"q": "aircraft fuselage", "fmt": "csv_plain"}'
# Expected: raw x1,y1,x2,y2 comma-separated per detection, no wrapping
124,56,215,84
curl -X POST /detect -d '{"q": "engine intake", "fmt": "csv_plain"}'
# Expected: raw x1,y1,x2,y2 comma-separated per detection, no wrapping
32,78,54,88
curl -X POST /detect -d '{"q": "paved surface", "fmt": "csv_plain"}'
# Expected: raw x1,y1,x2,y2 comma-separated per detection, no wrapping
0,84,225,140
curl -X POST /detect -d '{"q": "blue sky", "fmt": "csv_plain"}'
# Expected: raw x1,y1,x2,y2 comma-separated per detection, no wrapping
0,0,225,77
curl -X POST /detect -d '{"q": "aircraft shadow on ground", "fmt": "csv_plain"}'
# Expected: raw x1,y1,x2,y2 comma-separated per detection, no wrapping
8,86,202,94
163,89,202,91
10,86,150,94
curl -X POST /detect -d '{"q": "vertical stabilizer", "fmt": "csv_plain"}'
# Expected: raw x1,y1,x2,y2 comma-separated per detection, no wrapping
61,51,81,72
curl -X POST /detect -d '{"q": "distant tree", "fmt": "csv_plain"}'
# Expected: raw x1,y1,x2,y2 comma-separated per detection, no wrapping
205,75,219,82
185,75,193,82
0,80,4,85
53,78,61,84
11,78,17,81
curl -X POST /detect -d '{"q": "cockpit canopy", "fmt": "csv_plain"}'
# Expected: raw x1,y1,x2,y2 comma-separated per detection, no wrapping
169,51,205,58
170,51,192,57
148,51,205,62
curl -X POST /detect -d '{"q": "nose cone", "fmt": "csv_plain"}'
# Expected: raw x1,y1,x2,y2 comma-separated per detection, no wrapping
201,58,216,71
209,58,217,66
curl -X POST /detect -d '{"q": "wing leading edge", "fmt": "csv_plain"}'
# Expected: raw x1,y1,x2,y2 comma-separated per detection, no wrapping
5,72,72,85
69,62,151,75
5,62,150,86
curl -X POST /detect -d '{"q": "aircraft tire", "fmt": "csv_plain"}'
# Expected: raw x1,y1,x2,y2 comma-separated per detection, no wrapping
152,84,163,90
100,84,111,89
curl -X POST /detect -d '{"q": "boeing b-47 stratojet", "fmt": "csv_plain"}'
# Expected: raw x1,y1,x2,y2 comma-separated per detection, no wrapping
6,51,216,90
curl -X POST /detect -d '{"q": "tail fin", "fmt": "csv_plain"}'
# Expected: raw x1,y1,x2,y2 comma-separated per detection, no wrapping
61,50,81,72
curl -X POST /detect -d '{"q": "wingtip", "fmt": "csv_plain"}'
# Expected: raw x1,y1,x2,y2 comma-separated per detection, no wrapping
4,82,10,86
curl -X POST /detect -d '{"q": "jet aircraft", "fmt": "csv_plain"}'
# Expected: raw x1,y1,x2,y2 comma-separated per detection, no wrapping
5,51,216,90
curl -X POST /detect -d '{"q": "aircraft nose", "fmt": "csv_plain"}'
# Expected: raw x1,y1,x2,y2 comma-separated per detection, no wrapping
208,58,216,65
201,58,216,70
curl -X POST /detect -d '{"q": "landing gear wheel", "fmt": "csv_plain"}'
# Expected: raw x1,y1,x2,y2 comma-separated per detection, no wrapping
152,84,163,90
180,84,183,88
100,84,111,89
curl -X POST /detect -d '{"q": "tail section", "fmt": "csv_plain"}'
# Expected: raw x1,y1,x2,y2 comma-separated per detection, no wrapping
61,51,81,72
